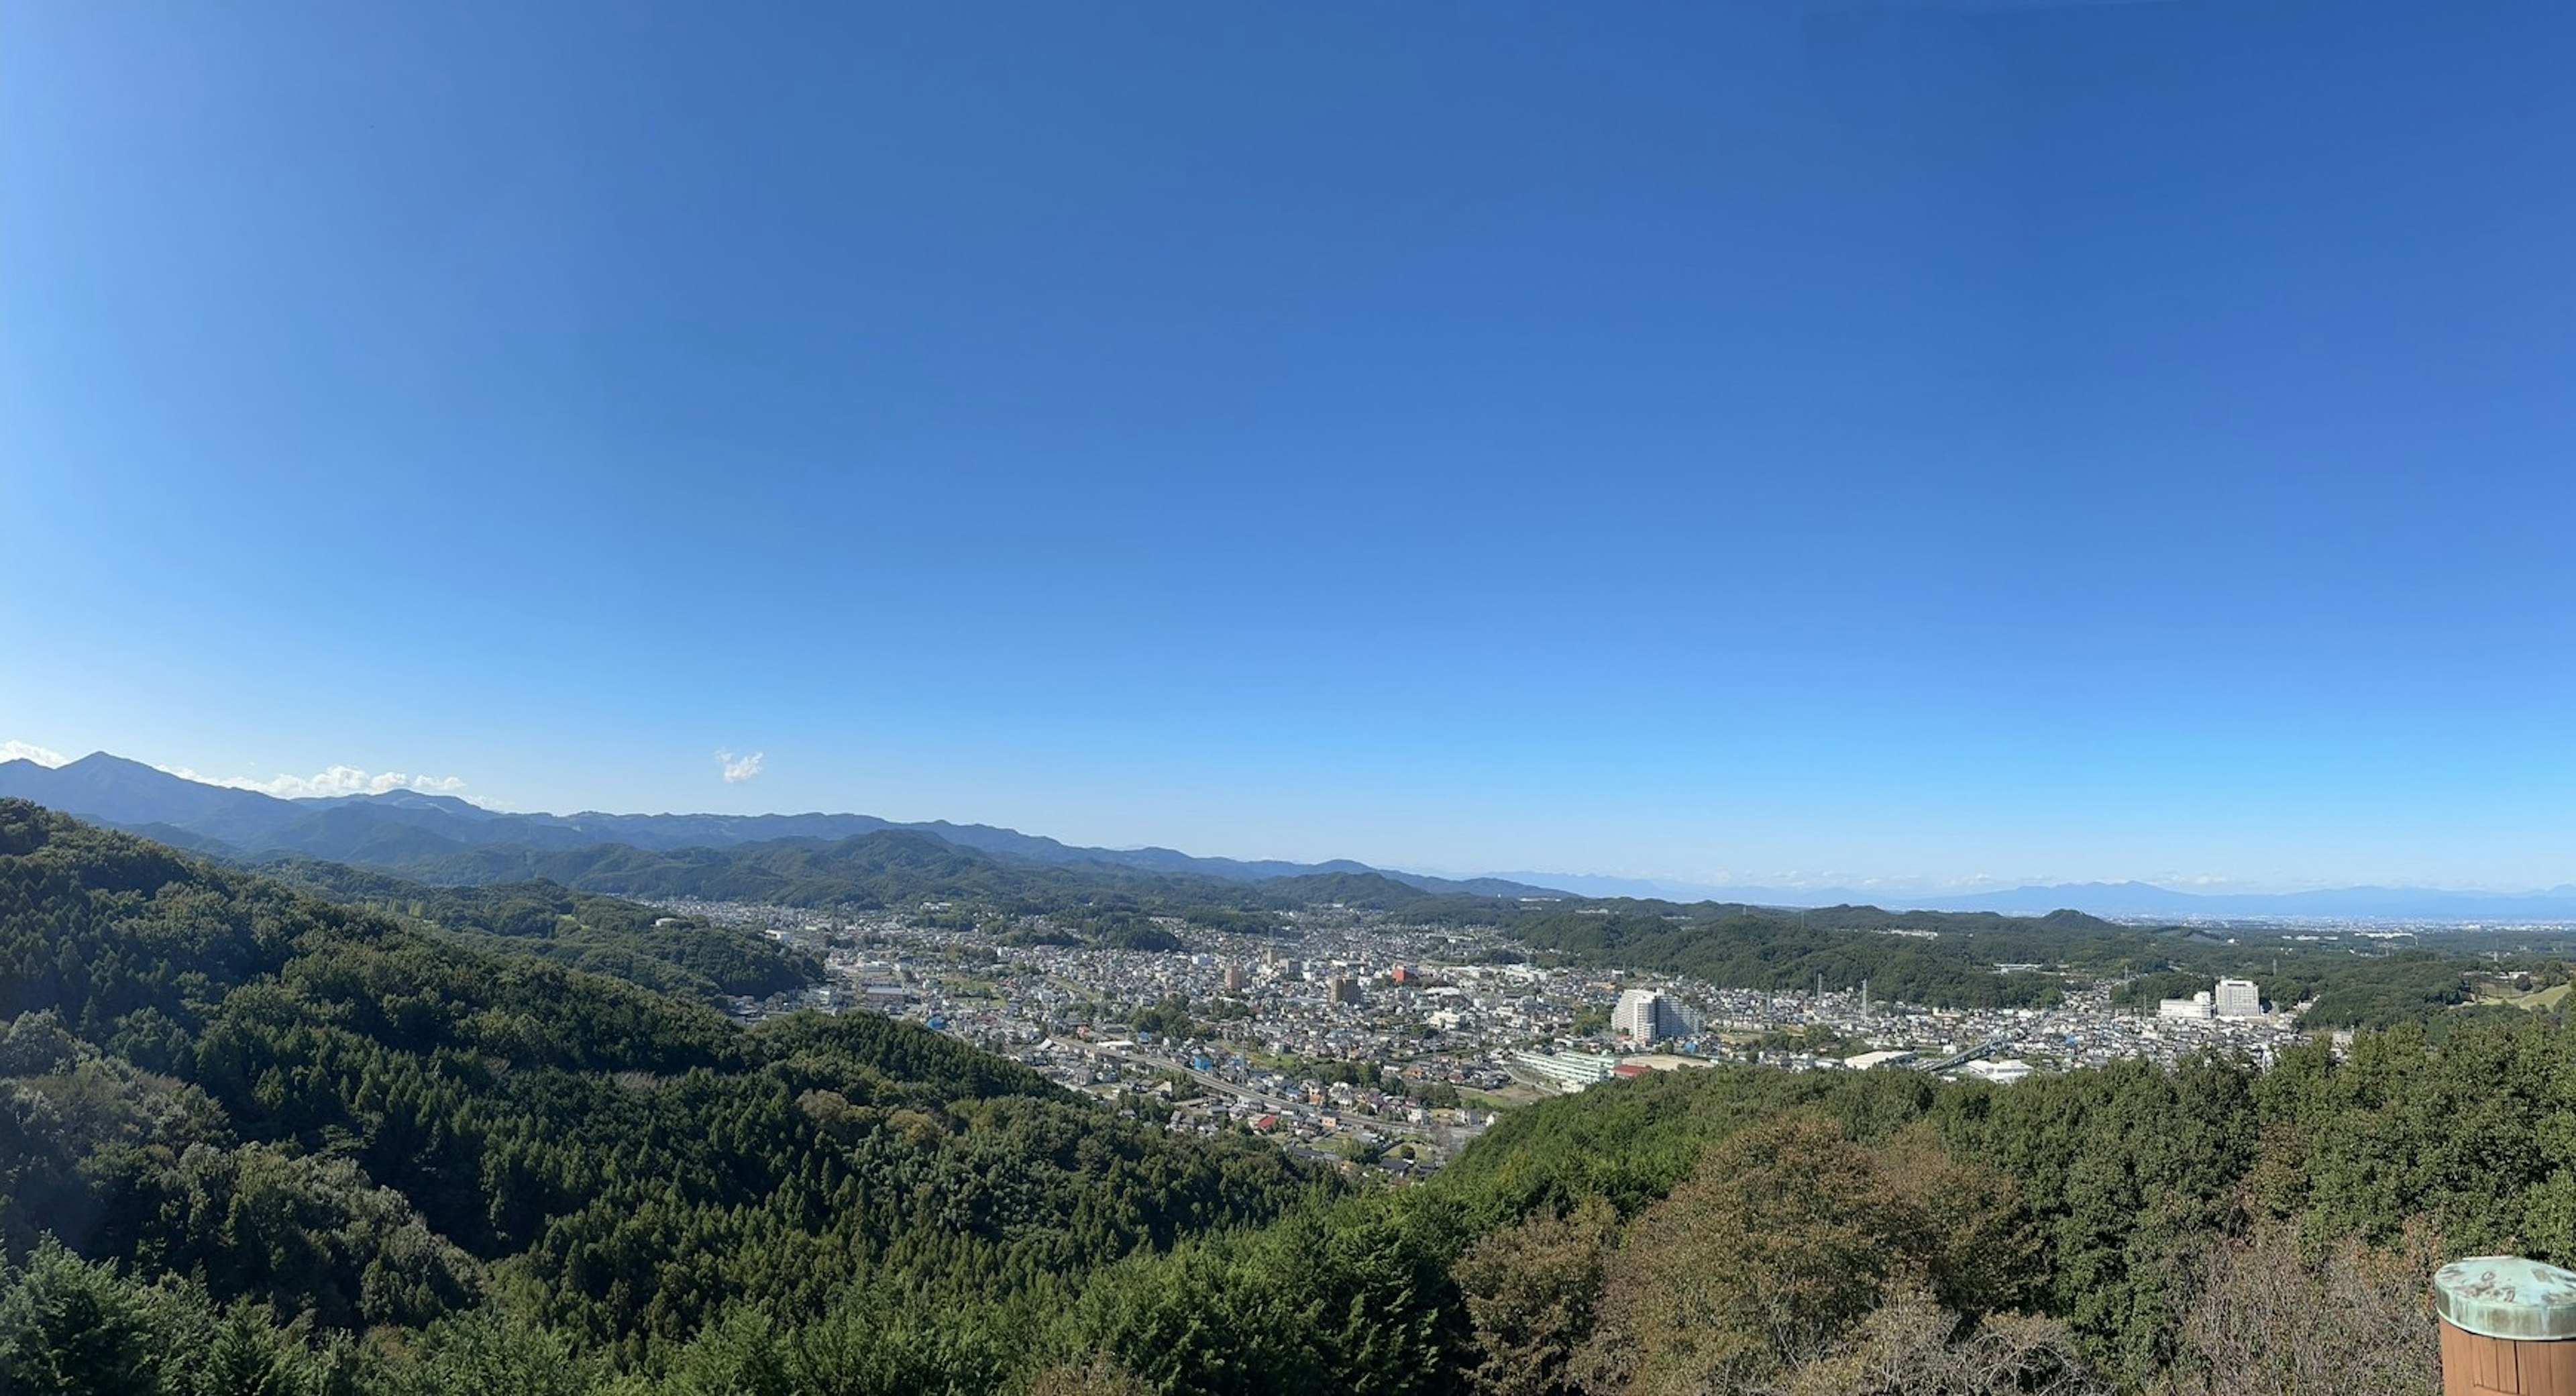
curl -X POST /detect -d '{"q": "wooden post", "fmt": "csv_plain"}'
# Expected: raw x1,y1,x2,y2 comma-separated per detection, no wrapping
2437,1258,2576,1396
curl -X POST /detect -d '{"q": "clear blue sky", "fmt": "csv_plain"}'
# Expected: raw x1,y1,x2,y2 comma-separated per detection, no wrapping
7,1,2573,893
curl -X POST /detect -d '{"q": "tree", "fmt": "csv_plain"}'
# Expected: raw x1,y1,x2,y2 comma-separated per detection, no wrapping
0,1240,166,1396
405,1307,604,1396
1026,1352,1150,1396
1568,1117,2037,1396
2161,1224,2443,1396
0,1010,81,1077
192,1302,309,1396
1572,1119,1920,1394
1770,1285,2102,1396
1453,1198,1618,1396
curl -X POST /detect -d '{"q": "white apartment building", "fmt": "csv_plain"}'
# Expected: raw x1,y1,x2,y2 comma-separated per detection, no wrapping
1613,987,1684,1044
2214,977,2263,1018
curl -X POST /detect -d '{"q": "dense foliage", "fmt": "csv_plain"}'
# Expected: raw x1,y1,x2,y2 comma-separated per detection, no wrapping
258,859,822,1002
2286,952,2479,1028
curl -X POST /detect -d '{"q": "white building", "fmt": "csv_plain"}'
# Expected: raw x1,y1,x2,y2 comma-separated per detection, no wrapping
2214,978,2263,1018
2157,992,2214,1020
1964,1058,2033,1086
1613,988,1684,1044
1513,1049,1619,1093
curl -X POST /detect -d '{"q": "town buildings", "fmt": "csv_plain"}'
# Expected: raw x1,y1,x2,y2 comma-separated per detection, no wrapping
678,898,2313,1178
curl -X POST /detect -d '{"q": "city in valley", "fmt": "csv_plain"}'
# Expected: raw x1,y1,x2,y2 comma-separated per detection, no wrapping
673,898,2313,1177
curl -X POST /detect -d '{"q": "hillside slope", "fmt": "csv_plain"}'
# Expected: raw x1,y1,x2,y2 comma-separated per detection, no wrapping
0,803,1321,1382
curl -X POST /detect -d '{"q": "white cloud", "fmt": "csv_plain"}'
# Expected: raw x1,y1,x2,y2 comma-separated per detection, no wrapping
163,763,472,800
1,741,69,767
716,749,766,784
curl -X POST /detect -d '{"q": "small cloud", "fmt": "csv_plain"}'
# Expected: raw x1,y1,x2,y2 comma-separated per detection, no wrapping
1,740,69,767
717,749,766,784
162,763,473,800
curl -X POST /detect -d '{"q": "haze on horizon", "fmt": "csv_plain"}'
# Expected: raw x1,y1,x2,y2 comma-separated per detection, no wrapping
7,1,2572,898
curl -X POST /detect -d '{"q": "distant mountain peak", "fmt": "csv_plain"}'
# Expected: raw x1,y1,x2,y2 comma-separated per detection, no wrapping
62,751,163,773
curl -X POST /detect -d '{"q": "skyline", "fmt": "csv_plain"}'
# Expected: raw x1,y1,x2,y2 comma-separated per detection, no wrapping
9,1,2575,896
11,737,2576,902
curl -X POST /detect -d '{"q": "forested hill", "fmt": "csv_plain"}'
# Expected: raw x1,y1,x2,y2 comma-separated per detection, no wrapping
251,857,823,1003
0,802,1322,1389
253,824,1517,930
352,826,1220,906
1498,904,2176,1009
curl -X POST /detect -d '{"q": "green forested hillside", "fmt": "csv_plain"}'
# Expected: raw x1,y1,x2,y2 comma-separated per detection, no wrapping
0,802,1322,1391
325,828,1236,910
0,800,2563,1395
256,858,822,1002
1507,908,2078,1008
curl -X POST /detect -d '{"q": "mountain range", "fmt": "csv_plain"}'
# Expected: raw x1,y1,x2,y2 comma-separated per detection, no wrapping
0,752,1564,898
1500,873,2576,922
1880,879,2576,922
10,753,2573,922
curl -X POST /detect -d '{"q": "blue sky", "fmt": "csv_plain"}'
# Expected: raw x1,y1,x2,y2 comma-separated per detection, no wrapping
6,1,2573,893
